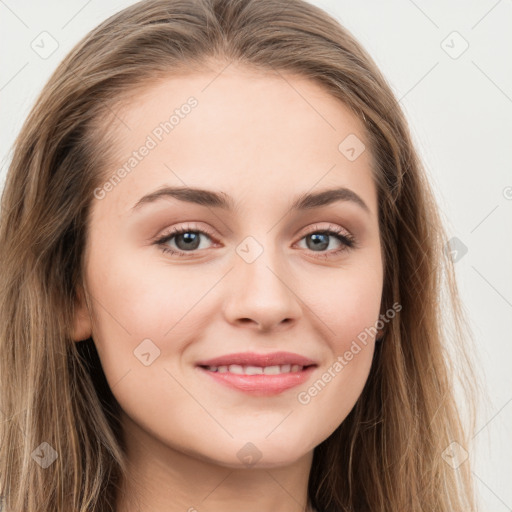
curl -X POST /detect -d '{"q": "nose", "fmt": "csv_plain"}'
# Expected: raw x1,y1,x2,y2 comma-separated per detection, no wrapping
223,248,302,333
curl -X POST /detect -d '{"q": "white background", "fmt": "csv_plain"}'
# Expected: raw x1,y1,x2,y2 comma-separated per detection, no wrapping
1,1,511,510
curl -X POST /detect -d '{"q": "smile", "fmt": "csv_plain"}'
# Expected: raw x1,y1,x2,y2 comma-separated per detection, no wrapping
202,364,306,374
196,364,317,396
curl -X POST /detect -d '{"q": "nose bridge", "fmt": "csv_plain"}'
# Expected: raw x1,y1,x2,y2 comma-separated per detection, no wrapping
237,234,292,300
223,233,301,329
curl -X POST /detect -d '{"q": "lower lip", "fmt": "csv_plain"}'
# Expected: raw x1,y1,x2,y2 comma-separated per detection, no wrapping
196,365,317,396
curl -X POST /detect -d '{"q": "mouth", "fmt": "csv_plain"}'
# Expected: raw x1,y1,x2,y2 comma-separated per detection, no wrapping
199,363,313,375
196,362,318,396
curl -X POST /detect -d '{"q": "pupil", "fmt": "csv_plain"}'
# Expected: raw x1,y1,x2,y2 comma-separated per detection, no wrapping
177,232,200,250
308,233,328,251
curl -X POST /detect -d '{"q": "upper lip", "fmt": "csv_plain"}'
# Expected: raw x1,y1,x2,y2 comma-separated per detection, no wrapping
196,351,317,368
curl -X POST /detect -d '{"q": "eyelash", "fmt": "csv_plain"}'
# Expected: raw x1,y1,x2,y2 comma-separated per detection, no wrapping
154,223,357,259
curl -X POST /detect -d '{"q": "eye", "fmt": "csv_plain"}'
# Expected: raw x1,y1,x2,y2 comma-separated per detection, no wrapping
154,224,217,257
295,223,356,258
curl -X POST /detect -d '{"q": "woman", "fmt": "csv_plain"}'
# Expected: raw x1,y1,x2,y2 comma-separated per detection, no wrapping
0,0,479,510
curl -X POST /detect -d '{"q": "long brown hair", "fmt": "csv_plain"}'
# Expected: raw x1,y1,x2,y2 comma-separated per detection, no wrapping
0,0,479,510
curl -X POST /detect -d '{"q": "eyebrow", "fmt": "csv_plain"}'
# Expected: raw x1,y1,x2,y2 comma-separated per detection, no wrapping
130,185,371,214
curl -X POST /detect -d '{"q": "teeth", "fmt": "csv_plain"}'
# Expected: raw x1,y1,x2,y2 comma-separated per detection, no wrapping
206,364,305,374
244,365,263,375
227,364,244,374
263,365,281,375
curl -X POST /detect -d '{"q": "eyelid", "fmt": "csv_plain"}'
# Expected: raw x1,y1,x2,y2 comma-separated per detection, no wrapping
155,222,218,241
295,222,352,240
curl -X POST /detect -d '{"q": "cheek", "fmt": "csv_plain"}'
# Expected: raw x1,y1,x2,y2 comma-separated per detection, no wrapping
306,256,383,349
330,274,382,348
292,259,382,428
84,240,227,398
83,246,213,436
87,238,214,337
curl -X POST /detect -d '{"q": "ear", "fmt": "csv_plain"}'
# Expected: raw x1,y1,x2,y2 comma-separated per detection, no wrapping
72,284,93,342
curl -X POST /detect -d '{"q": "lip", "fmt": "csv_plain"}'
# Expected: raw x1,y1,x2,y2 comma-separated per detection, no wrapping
195,351,318,396
195,351,317,368
196,365,317,396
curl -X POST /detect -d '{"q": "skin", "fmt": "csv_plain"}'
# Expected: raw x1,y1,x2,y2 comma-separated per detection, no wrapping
73,63,384,512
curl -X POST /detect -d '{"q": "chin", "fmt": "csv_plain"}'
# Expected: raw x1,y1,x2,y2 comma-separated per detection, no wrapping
199,437,312,469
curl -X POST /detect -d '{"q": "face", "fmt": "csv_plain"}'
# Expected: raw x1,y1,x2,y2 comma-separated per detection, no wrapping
74,64,384,469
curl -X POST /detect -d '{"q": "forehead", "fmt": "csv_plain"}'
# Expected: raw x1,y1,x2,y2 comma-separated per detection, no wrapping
92,65,376,219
